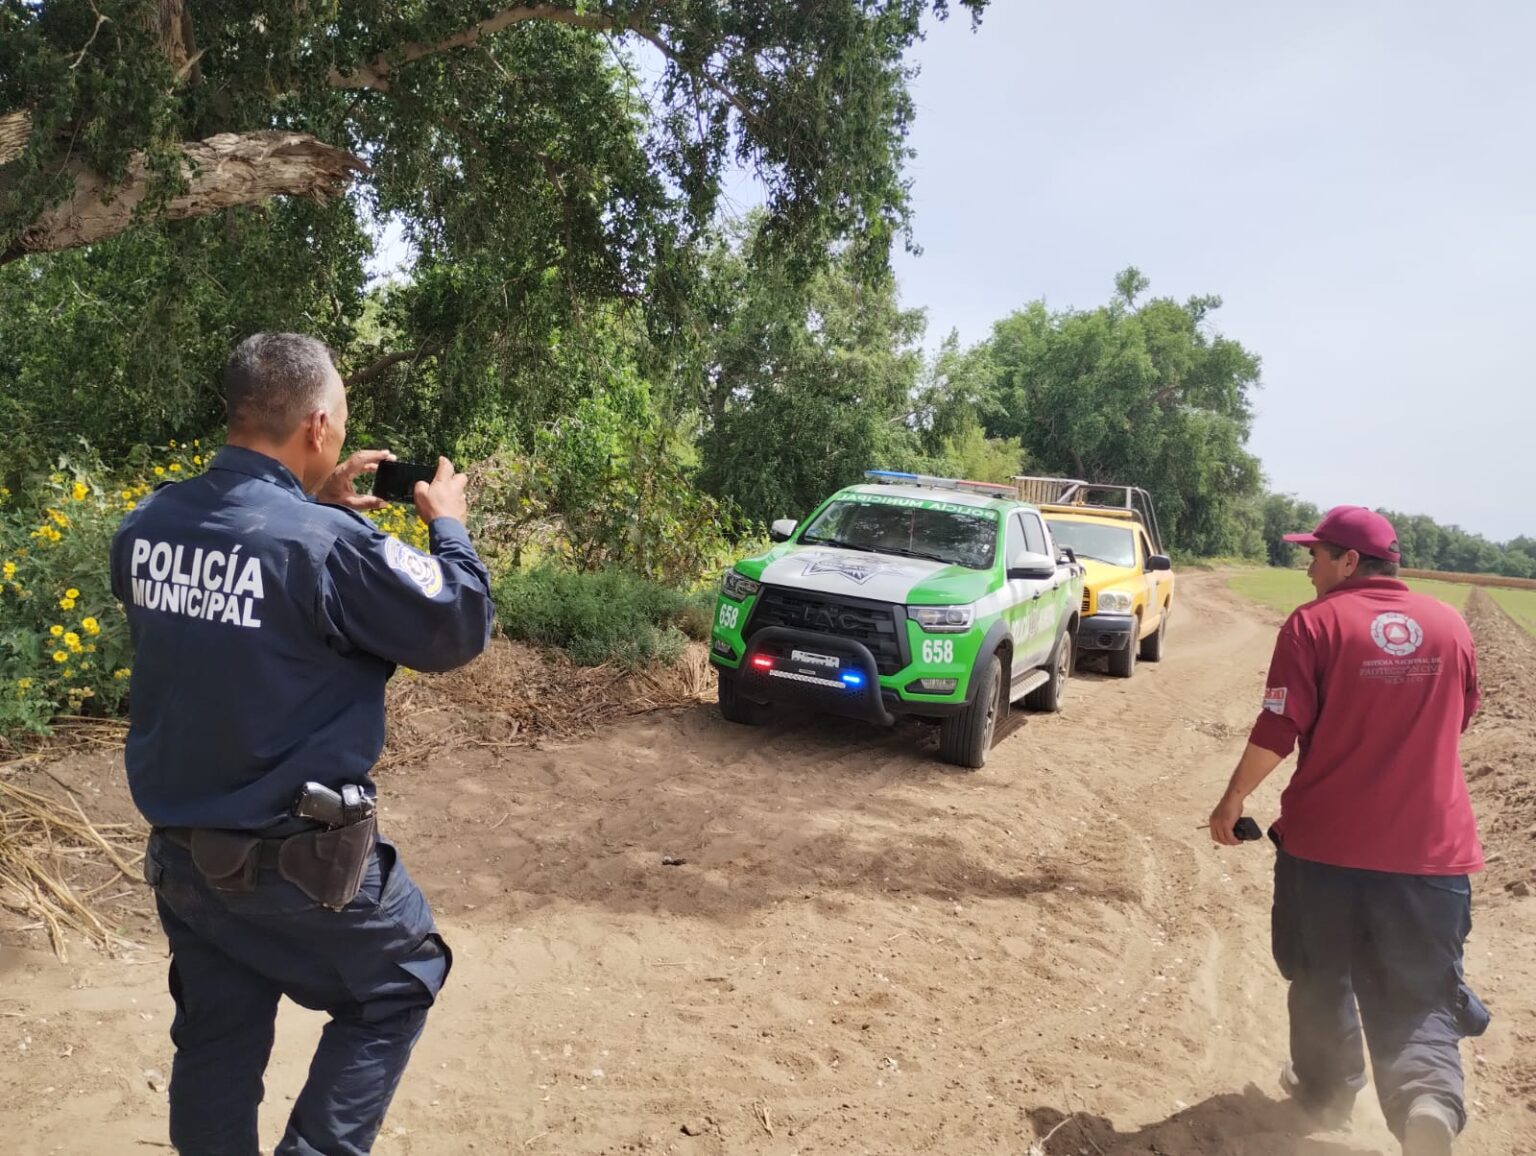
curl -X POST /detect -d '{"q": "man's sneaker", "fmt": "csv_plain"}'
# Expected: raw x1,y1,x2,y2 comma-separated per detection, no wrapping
1402,1097,1457,1156
1279,1063,1355,1130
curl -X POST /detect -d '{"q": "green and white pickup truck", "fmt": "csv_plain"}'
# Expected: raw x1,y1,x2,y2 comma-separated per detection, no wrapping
709,471,1086,768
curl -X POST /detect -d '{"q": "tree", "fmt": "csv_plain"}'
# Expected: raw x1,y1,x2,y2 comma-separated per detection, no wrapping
967,270,1265,555
693,220,927,525
3,2,985,268
0,1,988,468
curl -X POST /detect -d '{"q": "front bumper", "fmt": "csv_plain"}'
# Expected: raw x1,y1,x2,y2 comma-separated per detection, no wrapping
1075,612,1137,652
719,626,895,725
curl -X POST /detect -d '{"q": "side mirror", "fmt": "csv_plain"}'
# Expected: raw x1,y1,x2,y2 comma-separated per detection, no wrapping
1057,546,1077,566
1007,550,1058,581
769,518,798,543
1146,553,1172,572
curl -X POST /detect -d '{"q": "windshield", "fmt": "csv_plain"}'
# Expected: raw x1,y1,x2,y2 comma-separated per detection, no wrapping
801,499,997,570
1046,520,1137,568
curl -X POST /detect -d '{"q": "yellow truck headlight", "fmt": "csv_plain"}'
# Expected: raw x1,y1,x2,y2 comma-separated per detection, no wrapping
1097,589,1134,614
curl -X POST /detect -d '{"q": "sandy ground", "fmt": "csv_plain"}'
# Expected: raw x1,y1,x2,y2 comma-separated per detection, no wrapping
2,574,1534,1155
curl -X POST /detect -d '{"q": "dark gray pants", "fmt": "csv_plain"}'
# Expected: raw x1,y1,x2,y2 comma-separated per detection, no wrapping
145,833,451,1155
1271,847,1490,1138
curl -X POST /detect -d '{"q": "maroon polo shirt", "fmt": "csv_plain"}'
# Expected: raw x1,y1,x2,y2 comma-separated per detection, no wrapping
1248,577,1483,875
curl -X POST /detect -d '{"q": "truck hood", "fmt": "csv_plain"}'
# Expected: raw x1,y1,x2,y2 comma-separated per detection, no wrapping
1078,557,1141,590
757,547,996,605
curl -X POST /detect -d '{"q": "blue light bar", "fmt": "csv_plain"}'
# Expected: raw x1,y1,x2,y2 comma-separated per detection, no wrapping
840,671,865,687
864,469,920,482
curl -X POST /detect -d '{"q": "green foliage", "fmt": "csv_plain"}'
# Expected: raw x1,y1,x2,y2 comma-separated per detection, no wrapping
1229,568,1472,616
692,220,928,524
471,370,748,586
0,202,370,477
491,564,712,669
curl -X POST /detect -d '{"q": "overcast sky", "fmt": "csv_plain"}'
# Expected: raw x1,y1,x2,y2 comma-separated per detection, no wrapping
890,0,1531,542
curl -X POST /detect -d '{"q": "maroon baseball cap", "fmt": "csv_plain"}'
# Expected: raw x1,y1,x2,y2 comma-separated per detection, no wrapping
1284,506,1401,562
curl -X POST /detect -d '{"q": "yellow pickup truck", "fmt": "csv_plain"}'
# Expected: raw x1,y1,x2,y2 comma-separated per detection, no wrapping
1015,477,1175,678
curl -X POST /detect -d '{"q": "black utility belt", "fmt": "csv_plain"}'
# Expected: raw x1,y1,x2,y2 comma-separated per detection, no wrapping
155,817,377,911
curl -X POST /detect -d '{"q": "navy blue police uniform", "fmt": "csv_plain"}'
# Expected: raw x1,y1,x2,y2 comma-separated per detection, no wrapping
110,445,493,1156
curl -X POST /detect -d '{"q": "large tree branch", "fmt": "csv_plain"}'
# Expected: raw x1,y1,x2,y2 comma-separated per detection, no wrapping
0,110,31,166
2,131,366,265
344,347,433,388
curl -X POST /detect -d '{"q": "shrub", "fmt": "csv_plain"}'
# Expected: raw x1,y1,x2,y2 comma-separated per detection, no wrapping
493,565,713,670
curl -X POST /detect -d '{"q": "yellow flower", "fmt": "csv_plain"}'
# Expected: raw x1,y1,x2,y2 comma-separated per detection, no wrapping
16,678,31,690
82,617,100,635
154,467,165,477
64,631,81,648
49,624,63,637
113,667,131,680
170,439,177,448
193,455,203,466
47,508,70,527
80,661,91,670
121,489,133,501
85,643,96,653
62,667,73,677
52,650,67,664
59,597,76,610
169,463,182,473
2,561,15,580
71,481,88,501
65,588,79,599
193,439,201,447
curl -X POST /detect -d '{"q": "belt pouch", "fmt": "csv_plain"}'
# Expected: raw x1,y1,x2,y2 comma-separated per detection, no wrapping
277,816,377,910
189,829,261,892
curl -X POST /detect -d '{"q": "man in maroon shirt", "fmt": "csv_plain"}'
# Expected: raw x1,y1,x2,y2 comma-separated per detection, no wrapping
1207,507,1489,1156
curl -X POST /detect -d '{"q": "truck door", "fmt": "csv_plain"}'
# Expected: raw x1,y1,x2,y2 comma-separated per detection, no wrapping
1020,511,1061,665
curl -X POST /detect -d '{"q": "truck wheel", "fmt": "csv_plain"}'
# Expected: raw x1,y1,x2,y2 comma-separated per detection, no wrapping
1108,622,1138,678
1025,629,1071,713
1139,610,1167,663
717,672,769,725
939,653,1003,769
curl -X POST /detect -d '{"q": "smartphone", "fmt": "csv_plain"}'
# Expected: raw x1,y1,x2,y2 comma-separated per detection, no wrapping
371,459,437,504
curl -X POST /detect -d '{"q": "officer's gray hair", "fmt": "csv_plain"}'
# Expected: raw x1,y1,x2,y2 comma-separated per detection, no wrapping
224,333,340,440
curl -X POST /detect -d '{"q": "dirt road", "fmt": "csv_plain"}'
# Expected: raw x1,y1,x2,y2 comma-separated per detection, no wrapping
3,574,1534,1154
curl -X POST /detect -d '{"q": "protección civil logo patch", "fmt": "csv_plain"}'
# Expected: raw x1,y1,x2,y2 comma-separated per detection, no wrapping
1370,611,1423,657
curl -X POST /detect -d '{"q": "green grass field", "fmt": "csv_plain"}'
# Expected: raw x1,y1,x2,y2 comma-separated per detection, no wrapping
1489,586,1536,634
1228,569,1473,616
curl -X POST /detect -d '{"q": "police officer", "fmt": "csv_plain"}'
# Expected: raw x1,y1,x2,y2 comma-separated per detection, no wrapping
1206,507,1488,1156
111,333,494,1155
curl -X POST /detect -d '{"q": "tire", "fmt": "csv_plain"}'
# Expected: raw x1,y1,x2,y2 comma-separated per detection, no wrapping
939,653,1003,769
717,672,769,725
1108,621,1138,678
1025,629,1071,713
1139,608,1167,663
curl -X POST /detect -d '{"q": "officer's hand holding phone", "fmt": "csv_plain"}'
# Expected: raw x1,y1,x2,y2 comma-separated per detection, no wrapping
317,449,397,512
412,456,469,525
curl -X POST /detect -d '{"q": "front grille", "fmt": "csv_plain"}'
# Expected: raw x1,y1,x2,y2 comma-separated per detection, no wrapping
1081,588,1093,614
746,586,907,675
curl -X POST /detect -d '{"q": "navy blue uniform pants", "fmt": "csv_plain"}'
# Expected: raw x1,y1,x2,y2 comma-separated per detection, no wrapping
1270,847,1489,1138
144,832,451,1155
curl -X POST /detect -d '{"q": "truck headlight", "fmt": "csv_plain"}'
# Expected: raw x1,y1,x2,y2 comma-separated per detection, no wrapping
721,569,760,601
1097,589,1134,614
911,605,974,633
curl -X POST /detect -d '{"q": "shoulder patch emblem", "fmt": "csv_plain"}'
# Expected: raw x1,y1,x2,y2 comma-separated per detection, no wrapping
1262,687,1288,714
384,536,444,597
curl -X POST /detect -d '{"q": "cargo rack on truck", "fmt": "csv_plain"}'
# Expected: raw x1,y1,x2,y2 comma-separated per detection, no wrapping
1012,475,1166,556
863,469,1015,501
